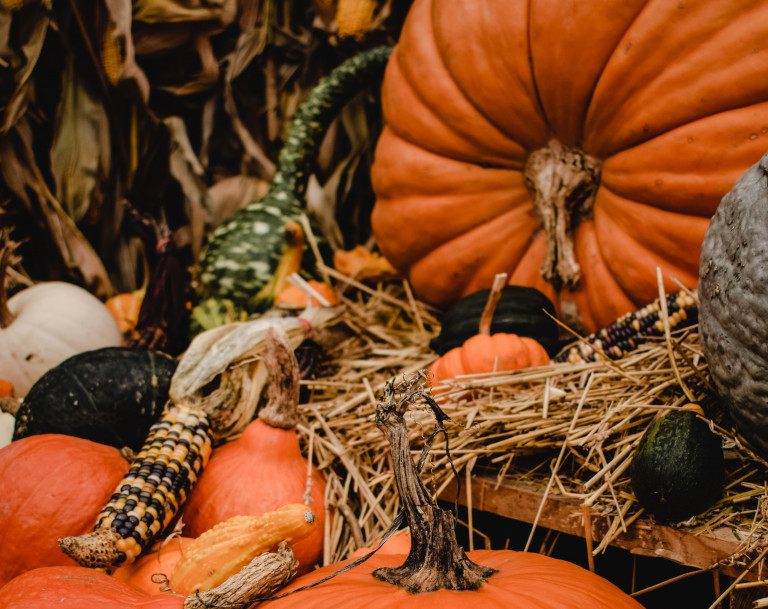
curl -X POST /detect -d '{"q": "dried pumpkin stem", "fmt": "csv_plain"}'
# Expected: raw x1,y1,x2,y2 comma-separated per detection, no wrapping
371,373,496,592
477,272,508,336
258,327,301,429
525,139,602,289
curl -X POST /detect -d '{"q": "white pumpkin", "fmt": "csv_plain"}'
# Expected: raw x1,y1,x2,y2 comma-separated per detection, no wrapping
0,281,123,396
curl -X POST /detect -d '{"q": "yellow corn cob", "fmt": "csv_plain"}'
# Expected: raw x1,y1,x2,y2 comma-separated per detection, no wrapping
101,20,125,85
58,404,213,569
170,504,317,596
336,0,377,40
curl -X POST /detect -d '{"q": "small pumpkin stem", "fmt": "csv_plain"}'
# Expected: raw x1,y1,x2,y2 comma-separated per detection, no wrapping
258,327,301,429
371,374,496,592
525,139,602,289
477,272,508,336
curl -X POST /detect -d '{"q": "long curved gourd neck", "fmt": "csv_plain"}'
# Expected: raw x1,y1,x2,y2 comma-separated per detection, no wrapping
250,45,393,214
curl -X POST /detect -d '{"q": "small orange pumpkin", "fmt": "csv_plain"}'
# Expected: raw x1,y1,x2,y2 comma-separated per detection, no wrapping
430,274,550,389
275,280,339,309
181,330,326,575
105,288,145,334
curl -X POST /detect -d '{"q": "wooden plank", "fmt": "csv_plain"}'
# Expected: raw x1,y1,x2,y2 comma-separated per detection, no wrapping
439,474,754,580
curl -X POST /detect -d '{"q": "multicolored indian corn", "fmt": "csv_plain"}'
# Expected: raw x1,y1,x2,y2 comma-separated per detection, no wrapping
555,290,698,364
59,404,212,568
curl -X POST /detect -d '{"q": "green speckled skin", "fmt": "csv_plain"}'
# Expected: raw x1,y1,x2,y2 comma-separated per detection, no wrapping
198,46,393,310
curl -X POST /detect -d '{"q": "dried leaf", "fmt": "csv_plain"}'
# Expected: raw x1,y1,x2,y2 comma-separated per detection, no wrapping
0,2,50,132
160,32,219,96
207,174,269,228
226,9,269,80
133,0,237,25
333,245,400,282
102,0,151,101
49,52,111,223
336,0,377,40
0,118,115,296
164,116,212,257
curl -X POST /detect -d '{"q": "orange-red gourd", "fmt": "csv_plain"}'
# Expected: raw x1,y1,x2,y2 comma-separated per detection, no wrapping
0,566,183,609
262,549,643,609
181,418,326,574
0,434,129,586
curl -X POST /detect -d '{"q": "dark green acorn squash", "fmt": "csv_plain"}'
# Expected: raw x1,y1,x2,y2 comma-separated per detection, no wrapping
630,409,724,522
12,347,177,451
430,285,562,357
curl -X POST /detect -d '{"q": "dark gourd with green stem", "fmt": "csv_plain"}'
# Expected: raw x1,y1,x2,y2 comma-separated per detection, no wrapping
13,347,177,451
197,46,392,313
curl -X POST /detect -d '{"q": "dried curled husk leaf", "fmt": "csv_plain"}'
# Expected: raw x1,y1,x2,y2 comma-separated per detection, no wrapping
169,307,343,439
50,52,111,223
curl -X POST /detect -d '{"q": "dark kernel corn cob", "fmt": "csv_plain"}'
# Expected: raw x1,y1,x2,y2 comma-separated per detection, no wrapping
554,290,698,364
59,404,212,569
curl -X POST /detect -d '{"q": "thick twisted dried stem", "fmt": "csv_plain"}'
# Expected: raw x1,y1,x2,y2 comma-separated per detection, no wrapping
525,139,602,289
371,373,496,592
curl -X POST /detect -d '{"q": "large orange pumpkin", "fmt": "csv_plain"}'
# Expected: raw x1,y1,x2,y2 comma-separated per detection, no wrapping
263,375,642,609
370,0,768,332
0,434,129,586
261,549,642,609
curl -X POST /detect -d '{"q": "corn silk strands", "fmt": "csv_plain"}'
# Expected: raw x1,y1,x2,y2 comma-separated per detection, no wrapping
293,273,768,581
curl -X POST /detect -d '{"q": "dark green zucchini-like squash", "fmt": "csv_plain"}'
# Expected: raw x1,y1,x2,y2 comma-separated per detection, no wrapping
630,408,724,522
430,285,562,357
12,347,177,451
196,46,393,316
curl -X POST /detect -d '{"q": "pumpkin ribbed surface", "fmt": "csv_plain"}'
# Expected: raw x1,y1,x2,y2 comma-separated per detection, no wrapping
0,566,182,609
0,434,129,587
371,0,768,332
263,550,642,608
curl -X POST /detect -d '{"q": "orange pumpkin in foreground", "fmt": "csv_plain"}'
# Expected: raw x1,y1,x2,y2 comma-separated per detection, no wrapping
0,434,129,586
112,537,193,596
0,566,182,609
264,549,642,609
265,375,641,609
371,0,768,332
